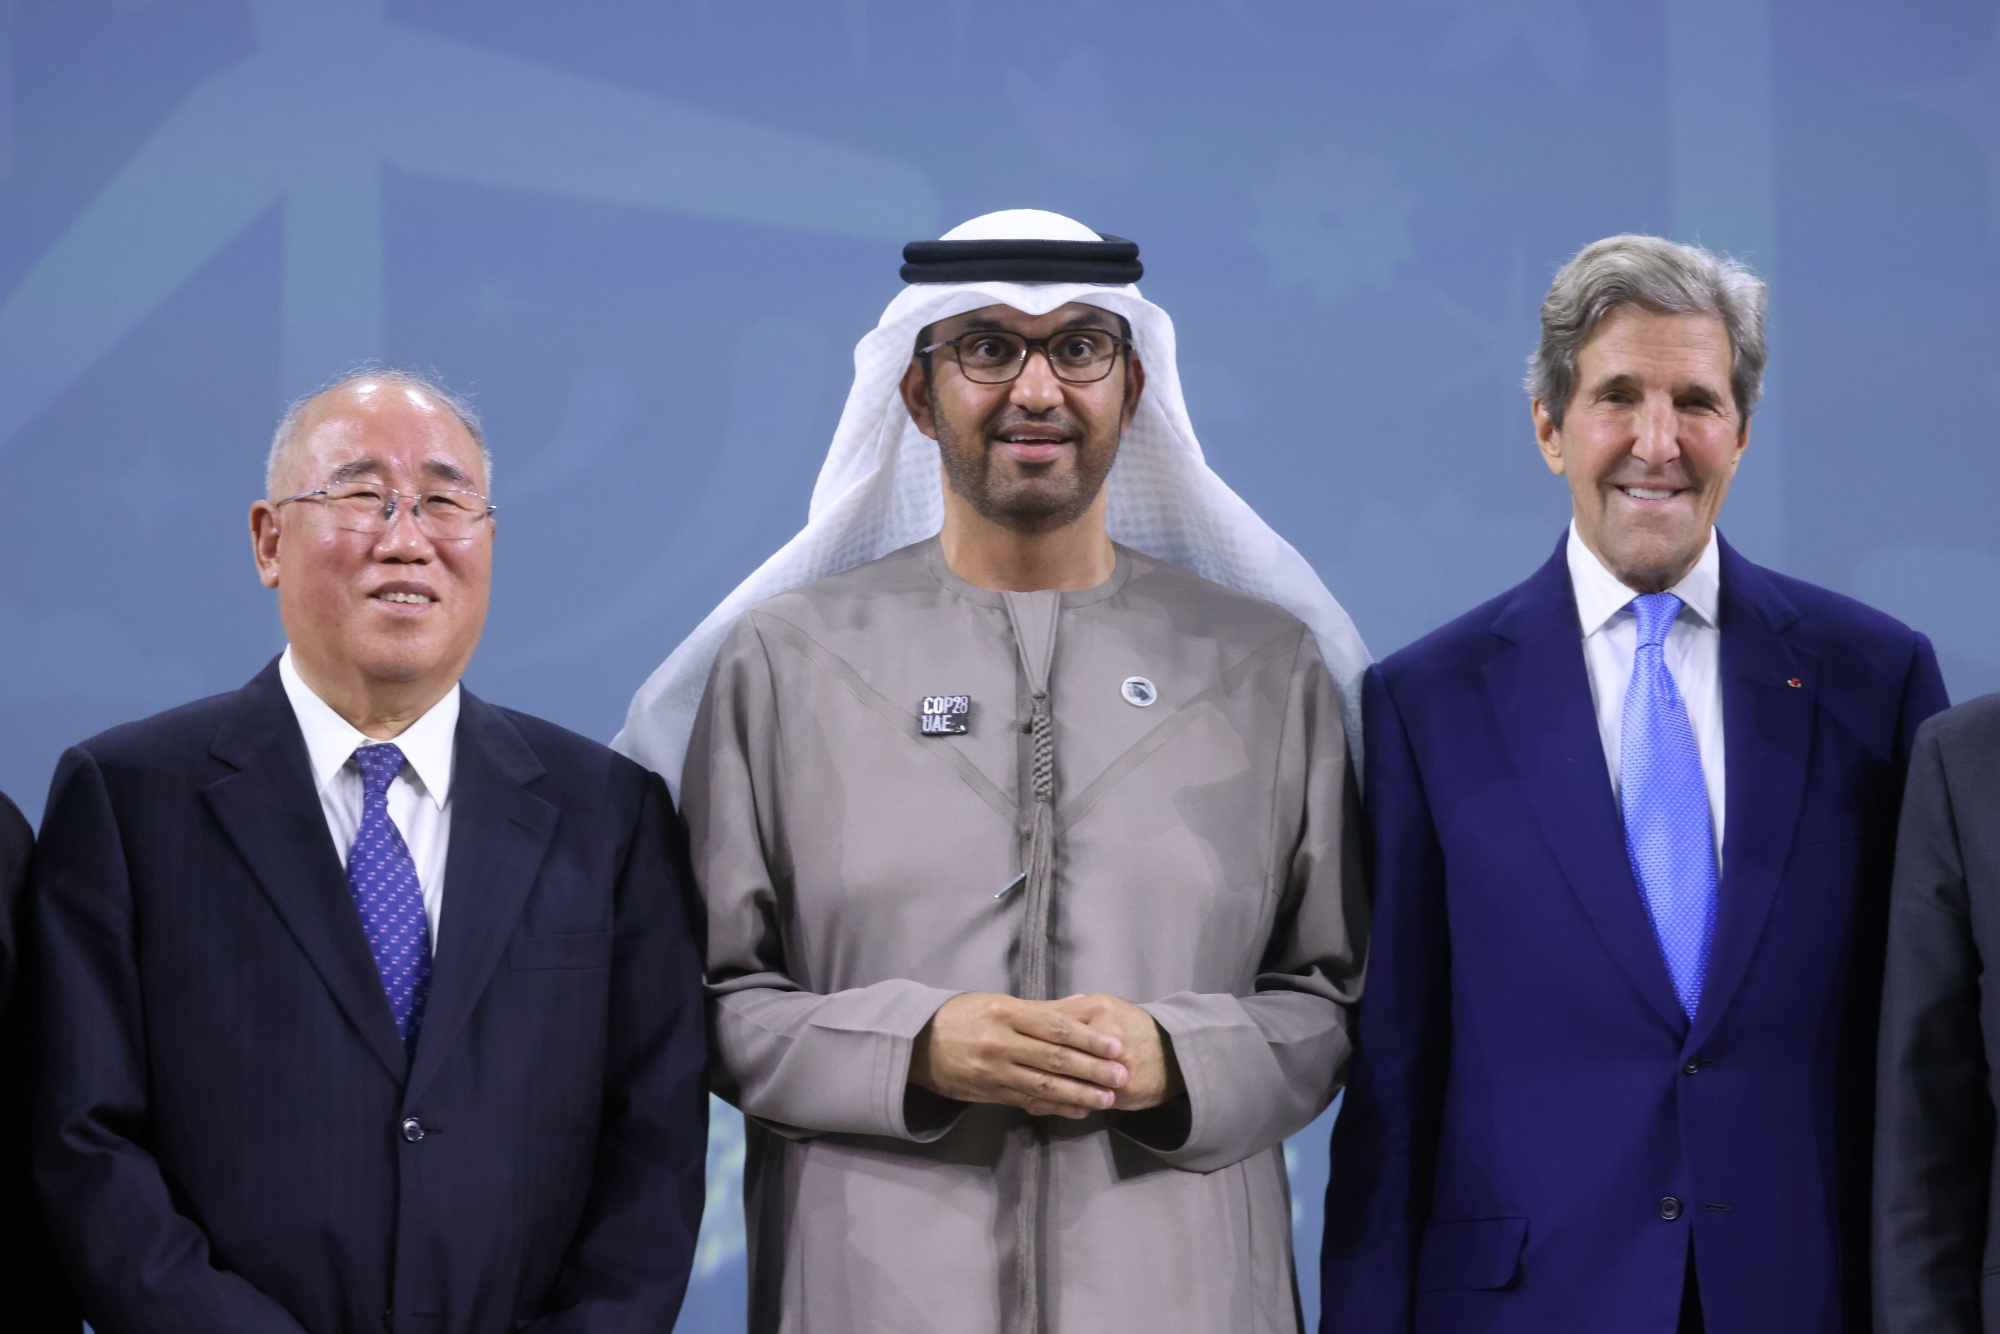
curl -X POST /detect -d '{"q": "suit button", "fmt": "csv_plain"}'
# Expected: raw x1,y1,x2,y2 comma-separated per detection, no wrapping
1660,1196,1683,1221
1683,1058,1701,1075
400,1117,425,1143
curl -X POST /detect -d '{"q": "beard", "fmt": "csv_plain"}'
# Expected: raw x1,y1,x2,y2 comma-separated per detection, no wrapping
931,396,1121,536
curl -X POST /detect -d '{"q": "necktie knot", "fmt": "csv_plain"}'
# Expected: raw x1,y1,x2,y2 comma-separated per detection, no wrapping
352,742,407,799
1629,592,1684,650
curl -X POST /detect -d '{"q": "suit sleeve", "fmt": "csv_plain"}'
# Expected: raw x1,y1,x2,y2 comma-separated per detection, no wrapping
1,791,80,1334
1318,666,1451,1334
1873,712,1988,1334
32,748,311,1332
1122,630,1368,1172
527,770,710,1333
687,616,963,1143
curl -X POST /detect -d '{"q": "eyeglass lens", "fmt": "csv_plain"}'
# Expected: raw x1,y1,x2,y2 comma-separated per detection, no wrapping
954,330,1122,384
316,483,491,539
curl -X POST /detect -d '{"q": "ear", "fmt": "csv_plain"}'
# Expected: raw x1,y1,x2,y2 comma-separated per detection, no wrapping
898,358,939,441
250,500,283,589
1532,398,1566,476
1119,352,1146,433
1727,417,1751,476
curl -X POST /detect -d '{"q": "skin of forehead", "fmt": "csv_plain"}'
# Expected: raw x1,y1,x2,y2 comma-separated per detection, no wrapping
281,379,485,494
931,301,1124,336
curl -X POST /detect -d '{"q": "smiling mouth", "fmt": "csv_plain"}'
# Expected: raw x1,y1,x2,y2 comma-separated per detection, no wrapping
1617,485,1681,502
995,431,1070,462
374,591,435,605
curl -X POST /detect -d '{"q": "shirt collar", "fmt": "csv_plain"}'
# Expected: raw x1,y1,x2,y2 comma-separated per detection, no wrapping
1566,519,1721,638
278,647,460,809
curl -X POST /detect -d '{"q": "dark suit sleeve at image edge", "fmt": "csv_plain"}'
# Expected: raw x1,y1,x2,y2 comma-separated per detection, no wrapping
1319,665,1454,1334
1874,708,1991,1334
31,747,310,1331
524,765,709,1332
2,789,83,1332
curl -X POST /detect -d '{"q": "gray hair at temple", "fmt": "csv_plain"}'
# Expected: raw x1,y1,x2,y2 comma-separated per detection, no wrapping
1528,234,1769,428
264,366,491,499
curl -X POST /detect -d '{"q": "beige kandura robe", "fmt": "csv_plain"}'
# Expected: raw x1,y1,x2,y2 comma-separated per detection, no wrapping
683,537,1365,1334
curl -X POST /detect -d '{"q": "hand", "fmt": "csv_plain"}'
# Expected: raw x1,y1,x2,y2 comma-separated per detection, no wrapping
1048,994,1183,1112
909,992,1129,1119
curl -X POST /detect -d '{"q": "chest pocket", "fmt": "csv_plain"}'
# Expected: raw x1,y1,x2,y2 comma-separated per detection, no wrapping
509,930,612,971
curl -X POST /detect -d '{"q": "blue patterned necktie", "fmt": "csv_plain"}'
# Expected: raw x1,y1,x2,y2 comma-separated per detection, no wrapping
348,743,433,1050
1620,593,1719,1019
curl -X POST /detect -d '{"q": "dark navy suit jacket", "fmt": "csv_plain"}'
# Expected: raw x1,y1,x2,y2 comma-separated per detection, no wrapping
2,789,80,1332
1320,534,1947,1334
30,660,708,1334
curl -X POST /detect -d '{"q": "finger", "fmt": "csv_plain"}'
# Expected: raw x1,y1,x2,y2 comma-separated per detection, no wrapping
1011,1004,1123,1059
1001,1067,1117,1113
1012,1037,1128,1090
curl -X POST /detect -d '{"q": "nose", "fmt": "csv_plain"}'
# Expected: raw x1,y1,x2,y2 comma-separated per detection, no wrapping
1631,391,1682,467
371,498,436,562
1009,348,1066,413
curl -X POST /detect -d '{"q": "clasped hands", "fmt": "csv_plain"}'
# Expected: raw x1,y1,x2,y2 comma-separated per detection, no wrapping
909,991,1184,1118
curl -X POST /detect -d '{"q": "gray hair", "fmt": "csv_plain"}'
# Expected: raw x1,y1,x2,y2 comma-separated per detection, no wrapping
1528,234,1768,427
265,366,490,499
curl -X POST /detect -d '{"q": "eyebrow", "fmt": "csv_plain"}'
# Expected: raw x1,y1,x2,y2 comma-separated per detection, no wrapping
1589,373,1726,402
951,311,1117,335
326,457,476,487
328,458,385,483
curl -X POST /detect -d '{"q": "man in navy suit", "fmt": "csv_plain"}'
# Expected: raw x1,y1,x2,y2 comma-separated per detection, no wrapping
1319,235,1946,1334
30,371,706,1333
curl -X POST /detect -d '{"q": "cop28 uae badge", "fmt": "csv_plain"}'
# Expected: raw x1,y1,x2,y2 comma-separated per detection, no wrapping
920,695,971,735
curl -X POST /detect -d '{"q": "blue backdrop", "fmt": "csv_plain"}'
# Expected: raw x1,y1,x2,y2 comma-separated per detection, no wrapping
3,2,1995,1328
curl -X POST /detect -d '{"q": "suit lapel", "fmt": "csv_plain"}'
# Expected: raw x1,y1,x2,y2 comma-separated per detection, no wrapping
1485,541,1686,1035
201,660,408,1081
405,690,557,1101
1689,539,1816,1047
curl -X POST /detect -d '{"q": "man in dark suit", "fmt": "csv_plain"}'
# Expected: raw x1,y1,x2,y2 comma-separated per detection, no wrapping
1319,235,1946,1334
3,789,80,1332
1875,697,2000,1332
30,370,706,1333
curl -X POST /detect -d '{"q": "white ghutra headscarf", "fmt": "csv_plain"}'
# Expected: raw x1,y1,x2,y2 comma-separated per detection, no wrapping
615,209,1371,793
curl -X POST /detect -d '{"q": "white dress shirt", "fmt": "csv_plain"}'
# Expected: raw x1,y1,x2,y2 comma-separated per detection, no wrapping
278,647,458,942
1567,521,1726,854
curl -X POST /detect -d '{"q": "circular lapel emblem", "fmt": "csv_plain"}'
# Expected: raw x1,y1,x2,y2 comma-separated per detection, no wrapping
1120,676,1158,707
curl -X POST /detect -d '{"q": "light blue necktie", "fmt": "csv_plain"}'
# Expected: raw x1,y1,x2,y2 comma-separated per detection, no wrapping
348,743,433,1051
1620,593,1718,1019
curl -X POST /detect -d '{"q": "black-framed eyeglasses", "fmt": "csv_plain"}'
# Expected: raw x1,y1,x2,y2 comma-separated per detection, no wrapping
917,328,1132,384
273,481,497,541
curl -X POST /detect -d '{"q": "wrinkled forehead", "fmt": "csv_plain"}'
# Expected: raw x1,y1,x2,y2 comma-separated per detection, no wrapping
294,385,485,487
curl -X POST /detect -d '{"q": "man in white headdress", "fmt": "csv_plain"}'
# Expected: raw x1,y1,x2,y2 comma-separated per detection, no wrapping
619,209,1371,1334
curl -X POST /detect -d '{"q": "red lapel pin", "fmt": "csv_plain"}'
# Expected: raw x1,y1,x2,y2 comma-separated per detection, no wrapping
1786,677,1802,688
